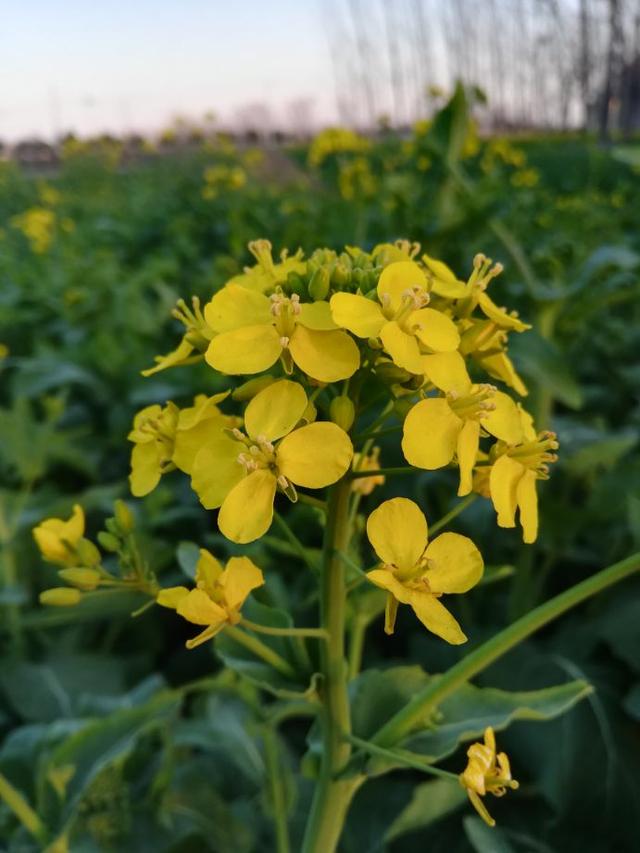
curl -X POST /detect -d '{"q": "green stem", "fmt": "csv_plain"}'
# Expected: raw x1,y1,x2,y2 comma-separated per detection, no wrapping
0,506,23,652
429,494,478,536
224,625,297,680
372,551,640,747
301,479,363,853
240,618,328,640
263,726,291,853
297,493,327,511
345,734,458,781
348,616,367,679
0,771,45,842
273,512,320,572
349,466,414,480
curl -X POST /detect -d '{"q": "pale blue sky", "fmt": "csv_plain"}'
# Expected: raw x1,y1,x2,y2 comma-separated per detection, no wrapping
1,0,336,140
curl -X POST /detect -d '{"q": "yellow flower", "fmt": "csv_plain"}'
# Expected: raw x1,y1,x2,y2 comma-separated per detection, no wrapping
191,380,353,543
128,393,232,496
157,550,264,648
33,505,85,566
422,253,530,334
141,297,213,376
226,240,306,293
205,284,359,383
330,261,460,375
365,498,483,643
11,207,56,253
351,447,385,496
488,414,559,543
459,318,528,397
459,727,519,827
402,385,524,496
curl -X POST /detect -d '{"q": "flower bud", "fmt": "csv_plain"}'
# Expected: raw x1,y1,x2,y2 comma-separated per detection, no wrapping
232,375,276,401
286,271,306,297
114,500,134,533
331,262,351,287
40,587,82,607
329,396,355,432
375,362,412,384
58,568,102,590
75,538,101,568
97,531,120,552
308,267,330,301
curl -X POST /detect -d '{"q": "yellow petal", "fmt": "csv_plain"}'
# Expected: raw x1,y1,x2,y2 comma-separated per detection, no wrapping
141,337,195,377
206,324,281,375
380,321,423,374
156,586,190,609
422,351,471,394
177,393,229,431
177,588,227,626
298,301,339,331
277,422,353,488
409,591,467,644
128,404,162,443
477,351,528,397
422,252,468,298
483,390,523,444
33,505,85,564
218,469,277,543
409,308,460,352
185,622,227,649
489,455,523,529
516,468,538,543
424,532,484,593
204,285,271,333
329,292,385,338
366,497,427,571
173,414,227,474
457,419,481,496
402,398,462,470
289,325,359,382
478,292,530,332
220,556,264,610
190,435,245,509
244,379,308,441
195,548,224,593
467,790,496,827
517,405,537,442
366,568,415,605
130,442,163,497
377,261,428,313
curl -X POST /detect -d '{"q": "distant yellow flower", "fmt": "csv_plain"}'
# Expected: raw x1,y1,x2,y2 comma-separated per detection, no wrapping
0,343,8,359
11,207,56,253
402,385,524,496
191,380,353,543
157,549,264,648
365,498,483,643
489,415,559,543
459,727,519,827
205,284,359,383
33,505,85,566
351,447,385,496
330,261,459,375
308,127,370,167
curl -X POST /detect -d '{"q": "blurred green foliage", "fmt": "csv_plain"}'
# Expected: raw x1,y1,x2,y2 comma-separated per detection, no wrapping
1,87,639,851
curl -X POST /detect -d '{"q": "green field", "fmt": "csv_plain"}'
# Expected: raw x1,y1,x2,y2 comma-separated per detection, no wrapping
1,89,640,852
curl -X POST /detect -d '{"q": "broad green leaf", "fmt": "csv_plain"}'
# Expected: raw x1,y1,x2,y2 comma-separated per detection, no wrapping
464,816,516,853
385,778,466,842
509,331,583,409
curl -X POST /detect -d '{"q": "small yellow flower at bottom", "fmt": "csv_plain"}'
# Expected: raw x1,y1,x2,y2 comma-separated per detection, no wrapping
459,727,519,827
156,549,264,648
33,505,85,566
365,497,483,643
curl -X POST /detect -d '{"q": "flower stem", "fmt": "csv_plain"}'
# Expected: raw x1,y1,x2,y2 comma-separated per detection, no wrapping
345,734,459,781
0,771,45,842
429,493,478,536
224,625,297,680
301,478,364,853
372,551,640,747
240,618,329,640
349,466,414,480
263,726,291,853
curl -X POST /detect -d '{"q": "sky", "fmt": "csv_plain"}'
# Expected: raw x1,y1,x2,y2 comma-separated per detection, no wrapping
1,0,336,141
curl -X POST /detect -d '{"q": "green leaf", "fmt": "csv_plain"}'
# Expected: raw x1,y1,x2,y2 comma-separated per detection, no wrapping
509,331,583,409
464,816,516,853
385,778,466,842
350,666,429,739
176,540,200,580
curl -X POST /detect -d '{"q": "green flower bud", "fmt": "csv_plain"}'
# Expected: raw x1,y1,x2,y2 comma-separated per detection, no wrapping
232,375,276,401
308,267,330,301
76,538,101,567
40,587,82,607
114,500,134,533
58,567,102,590
331,262,351,287
286,271,306,297
329,396,355,432
375,363,413,384
97,531,120,552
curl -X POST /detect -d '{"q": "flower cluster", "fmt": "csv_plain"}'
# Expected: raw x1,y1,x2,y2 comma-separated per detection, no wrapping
127,238,557,641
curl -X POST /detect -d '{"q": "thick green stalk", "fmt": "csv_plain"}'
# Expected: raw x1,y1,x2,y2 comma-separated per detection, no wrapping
301,479,363,853
372,552,640,747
